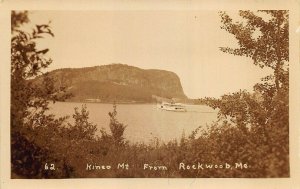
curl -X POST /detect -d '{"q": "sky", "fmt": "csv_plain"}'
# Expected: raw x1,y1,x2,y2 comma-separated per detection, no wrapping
25,11,272,98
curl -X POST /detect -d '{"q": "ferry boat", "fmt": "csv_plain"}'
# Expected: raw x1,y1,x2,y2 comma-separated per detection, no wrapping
158,102,187,112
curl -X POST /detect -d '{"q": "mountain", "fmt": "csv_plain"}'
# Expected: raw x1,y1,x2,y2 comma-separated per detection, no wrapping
36,64,187,103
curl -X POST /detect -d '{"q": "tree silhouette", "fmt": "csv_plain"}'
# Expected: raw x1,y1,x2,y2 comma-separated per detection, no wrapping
202,10,289,177
219,10,288,90
11,11,71,178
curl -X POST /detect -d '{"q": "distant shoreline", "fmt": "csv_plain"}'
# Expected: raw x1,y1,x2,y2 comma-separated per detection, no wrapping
63,100,155,105
55,100,206,105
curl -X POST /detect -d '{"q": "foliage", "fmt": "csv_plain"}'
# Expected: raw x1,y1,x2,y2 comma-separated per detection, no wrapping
200,10,289,177
68,105,97,140
108,103,127,146
219,10,288,89
11,11,71,178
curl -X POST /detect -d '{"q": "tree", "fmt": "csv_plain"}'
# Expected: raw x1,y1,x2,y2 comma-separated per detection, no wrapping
108,104,127,147
210,10,289,128
201,10,289,177
219,10,288,90
11,11,71,178
11,11,70,132
68,105,97,140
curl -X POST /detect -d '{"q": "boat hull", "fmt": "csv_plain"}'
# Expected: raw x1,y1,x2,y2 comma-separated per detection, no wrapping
157,103,187,112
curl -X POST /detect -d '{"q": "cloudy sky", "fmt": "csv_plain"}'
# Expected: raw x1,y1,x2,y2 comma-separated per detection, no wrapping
25,11,272,98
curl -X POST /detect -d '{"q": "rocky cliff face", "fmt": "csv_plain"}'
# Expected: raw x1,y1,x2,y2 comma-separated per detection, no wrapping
40,64,187,102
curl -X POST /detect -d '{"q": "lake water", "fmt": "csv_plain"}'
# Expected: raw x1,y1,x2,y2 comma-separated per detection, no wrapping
48,102,218,143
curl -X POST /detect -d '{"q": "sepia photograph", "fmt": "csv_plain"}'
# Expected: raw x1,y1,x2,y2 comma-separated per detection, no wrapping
8,8,294,179
9,9,291,179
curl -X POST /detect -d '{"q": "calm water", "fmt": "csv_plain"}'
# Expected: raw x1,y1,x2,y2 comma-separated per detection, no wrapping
48,102,218,143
